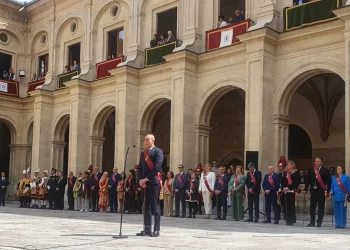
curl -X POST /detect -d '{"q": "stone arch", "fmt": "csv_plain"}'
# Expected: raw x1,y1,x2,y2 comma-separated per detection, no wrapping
139,96,171,132
218,151,244,168
30,29,49,54
139,0,148,13
91,105,116,136
274,57,345,115
91,0,131,31
53,114,70,141
0,115,18,143
54,12,86,40
197,80,246,126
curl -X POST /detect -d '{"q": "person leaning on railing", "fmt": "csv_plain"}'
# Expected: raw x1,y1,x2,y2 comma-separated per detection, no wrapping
150,34,158,47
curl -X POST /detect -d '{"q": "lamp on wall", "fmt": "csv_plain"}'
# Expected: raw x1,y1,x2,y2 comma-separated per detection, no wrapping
19,70,25,78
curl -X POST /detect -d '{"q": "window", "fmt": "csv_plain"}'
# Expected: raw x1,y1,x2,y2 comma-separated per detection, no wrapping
38,54,48,75
0,31,9,44
107,28,124,59
0,52,12,78
40,33,47,45
68,43,81,69
70,20,78,34
110,4,120,18
157,8,177,40
219,0,245,24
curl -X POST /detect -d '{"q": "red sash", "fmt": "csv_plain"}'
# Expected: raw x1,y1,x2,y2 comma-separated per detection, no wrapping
69,178,73,187
112,175,117,183
250,171,256,185
94,174,98,182
118,181,123,189
234,176,239,187
314,167,327,191
166,180,172,193
337,176,348,194
143,149,154,170
268,174,275,187
177,174,183,185
203,174,212,192
286,171,292,185
219,176,224,187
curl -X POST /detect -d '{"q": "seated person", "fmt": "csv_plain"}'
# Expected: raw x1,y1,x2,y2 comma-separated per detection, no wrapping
31,73,38,82
150,34,158,47
235,10,245,23
217,15,228,28
63,65,71,74
158,34,166,45
8,68,16,81
37,72,45,81
73,60,80,71
228,17,234,24
2,70,8,79
165,30,176,43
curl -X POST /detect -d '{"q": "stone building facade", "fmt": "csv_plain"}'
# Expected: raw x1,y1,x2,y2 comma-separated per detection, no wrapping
0,0,349,196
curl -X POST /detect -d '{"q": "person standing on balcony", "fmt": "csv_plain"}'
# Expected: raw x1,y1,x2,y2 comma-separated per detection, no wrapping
8,68,16,81
217,15,228,28
73,60,80,72
31,73,38,82
165,30,176,43
235,10,245,23
150,34,158,47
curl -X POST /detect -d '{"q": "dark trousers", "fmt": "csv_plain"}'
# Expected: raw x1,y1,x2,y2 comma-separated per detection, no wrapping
0,189,6,205
188,202,198,215
136,190,142,213
174,190,186,216
285,192,296,225
91,189,99,211
310,190,326,225
54,190,64,209
216,193,227,218
109,189,117,212
126,192,135,212
198,194,202,215
265,194,279,222
67,189,74,209
160,200,164,216
48,189,55,208
248,192,260,220
144,183,160,233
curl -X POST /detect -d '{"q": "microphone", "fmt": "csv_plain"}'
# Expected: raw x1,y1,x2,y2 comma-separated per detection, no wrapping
132,145,144,150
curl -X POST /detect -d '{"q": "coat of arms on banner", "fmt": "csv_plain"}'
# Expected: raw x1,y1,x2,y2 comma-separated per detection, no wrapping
220,29,233,48
0,82,8,93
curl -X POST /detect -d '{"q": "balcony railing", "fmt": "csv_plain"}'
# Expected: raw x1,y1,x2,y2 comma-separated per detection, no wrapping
205,19,251,52
27,79,45,92
283,0,341,31
0,79,19,97
96,56,124,79
57,71,79,88
144,41,177,67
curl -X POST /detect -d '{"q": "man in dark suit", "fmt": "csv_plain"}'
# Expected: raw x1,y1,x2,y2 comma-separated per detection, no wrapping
166,30,176,43
67,171,76,210
0,172,9,206
136,134,164,237
305,157,331,227
173,164,188,218
245,162,262,223
55,171,67,210
262,166,280,224
47,168,58,209
214,166,229,220
89,166,102,212
293,0,310,5
108,167,120,213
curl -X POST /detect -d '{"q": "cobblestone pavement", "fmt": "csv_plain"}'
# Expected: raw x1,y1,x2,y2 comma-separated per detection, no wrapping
0,205,349,250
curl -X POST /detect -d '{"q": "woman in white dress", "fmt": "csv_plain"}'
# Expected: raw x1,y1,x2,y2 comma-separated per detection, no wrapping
199,163,216,219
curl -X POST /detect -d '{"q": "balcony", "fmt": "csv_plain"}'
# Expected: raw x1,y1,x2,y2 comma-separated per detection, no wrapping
0,80,19,97
205,19,251,52
283,0,341,31
144,41,177,67
27,79,45,92
57,71,79,89
96,56,124,79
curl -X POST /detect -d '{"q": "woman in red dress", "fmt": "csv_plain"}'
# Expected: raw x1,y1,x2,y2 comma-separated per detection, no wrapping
98,172,110,212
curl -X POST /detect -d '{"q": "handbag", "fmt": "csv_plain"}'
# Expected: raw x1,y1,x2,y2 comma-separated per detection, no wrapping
159,189,164,200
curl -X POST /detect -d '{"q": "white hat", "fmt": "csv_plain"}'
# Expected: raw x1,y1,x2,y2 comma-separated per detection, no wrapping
26,167,31,174
34,169,40,173
22,170,27,175
43,170,48,174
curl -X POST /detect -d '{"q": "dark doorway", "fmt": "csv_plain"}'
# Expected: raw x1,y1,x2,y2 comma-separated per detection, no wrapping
220,0,245,23
68,43,81,68
157,7,177,40
225,158,244,169
288,124,312,170
63,126,69,178
102,111,115,173
0,52,12,79
38,54,49,75
107,28,124,59
0,120,11,177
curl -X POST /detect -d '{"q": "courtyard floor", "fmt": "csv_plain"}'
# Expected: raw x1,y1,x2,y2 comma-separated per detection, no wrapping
0,205,349,250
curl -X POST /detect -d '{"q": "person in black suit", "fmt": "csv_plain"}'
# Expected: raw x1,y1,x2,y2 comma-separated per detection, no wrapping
165,30,176,43
67,171,76,210
305,157,331,227
293,0,310,5
136,134,164,238
173,164,188,218
245,162,262,223
47,168,58,209
55,171,67,210
89,166,102,212
214,166,229,220
0,172,9,206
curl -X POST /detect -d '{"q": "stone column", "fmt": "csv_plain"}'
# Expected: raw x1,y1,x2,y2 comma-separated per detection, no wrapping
89,136,104,168
165,51,198,173
243,29,277,176
195,125,211,165
111,67,139,170
51,141,65,171
273,114,290,164
42,18,57,91
65,80,91,174
7,144,30,199
31,91,53,172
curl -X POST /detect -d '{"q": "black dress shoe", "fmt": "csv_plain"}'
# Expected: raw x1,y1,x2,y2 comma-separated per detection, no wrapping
262,220,271,224
254,220,259,223
136,231,151,236
150,231,160,237
173,215,180,218
186,215,192,218
221,217,226,220
214,217,221,220
316,224,322,227
244,219,253,222
274,221,279,225
306,223,315,227
181,215,186,218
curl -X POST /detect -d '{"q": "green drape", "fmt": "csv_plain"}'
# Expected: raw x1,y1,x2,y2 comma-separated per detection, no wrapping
58,71,79,88
144,42,176,67
284,0,340,31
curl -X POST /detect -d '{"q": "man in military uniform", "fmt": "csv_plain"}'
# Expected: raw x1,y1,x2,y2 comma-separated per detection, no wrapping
47,168,58,209
89,166,102,212
245,162,262,223
55,171,67,210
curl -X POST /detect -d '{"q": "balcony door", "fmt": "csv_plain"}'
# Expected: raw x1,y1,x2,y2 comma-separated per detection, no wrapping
157,7,177,39
38,54,48,75
107,28,124,59
0,52,12,79
68,43,81,68
219,0,245,22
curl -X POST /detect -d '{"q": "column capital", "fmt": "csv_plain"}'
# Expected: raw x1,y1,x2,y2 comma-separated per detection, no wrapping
195,125,212,133
9,144,32,150
89,136,105,144
273,114,290,126
51,141,66,148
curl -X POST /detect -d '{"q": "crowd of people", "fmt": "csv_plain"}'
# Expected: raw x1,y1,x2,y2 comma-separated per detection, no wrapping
3,156,349,229
1,68,16,81
216,9,245,28
62,60,80,74
30,72,46,82
149,30,176,48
